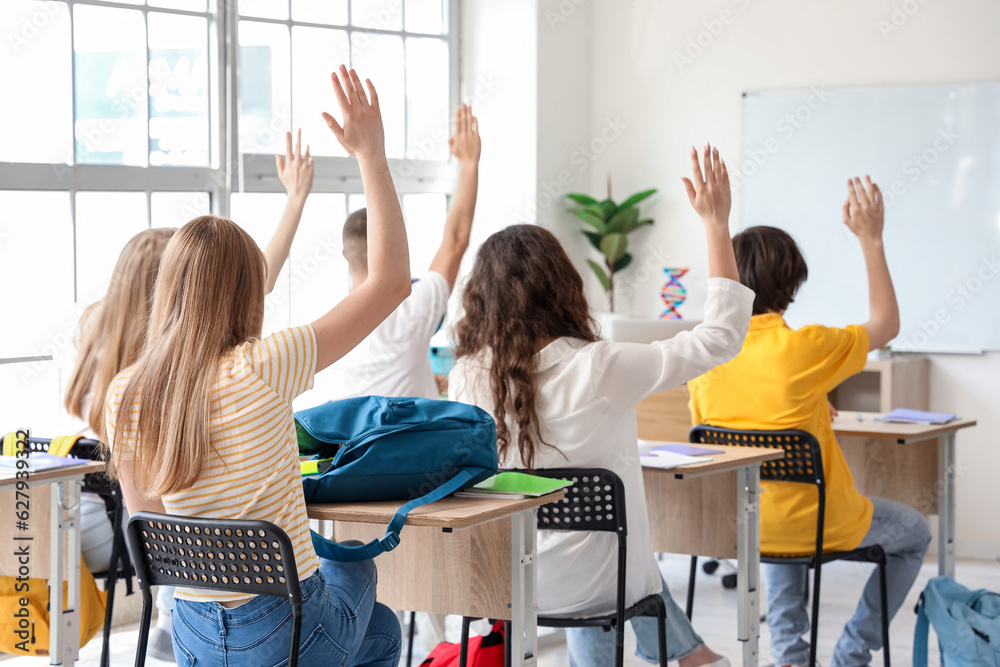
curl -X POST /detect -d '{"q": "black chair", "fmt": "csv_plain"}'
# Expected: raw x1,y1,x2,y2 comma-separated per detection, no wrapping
458,469,668,667
125,512,304,667
687,426,890,667
25,437,134,667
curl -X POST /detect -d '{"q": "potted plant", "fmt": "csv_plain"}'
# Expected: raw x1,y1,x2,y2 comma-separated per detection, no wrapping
566,186,657,312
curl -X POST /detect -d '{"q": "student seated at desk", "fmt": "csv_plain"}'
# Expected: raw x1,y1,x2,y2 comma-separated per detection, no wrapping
687,177,931,667
450,145,752,667
105,66,407,666
327,103,480,400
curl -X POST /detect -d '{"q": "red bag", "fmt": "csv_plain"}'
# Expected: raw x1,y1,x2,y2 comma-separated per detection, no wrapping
420,621,505,667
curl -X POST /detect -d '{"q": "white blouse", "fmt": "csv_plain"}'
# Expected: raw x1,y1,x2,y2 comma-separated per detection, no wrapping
449,277,755,617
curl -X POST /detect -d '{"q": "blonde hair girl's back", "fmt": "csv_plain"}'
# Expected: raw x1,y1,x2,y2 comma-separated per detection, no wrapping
111,216,266,497
65,227,176,440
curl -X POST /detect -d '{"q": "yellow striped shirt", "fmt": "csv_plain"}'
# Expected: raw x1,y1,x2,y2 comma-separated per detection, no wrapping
106,326,320,602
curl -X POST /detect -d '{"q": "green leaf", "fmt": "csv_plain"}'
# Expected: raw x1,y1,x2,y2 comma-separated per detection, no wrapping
607,207,639,234
600,233,628,264
583,230,603,251
607,252,632,273
625,217,654,233
618,188,658,210
583,203,607,221
587,259,611,291
566,193,599,206
598,199,617,219
570,209,607,234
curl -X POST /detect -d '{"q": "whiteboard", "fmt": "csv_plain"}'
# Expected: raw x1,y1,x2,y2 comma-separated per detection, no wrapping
740,83,1000,352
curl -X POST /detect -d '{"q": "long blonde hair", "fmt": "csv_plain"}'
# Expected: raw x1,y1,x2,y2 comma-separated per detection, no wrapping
65,228,176,440
110,216,266,497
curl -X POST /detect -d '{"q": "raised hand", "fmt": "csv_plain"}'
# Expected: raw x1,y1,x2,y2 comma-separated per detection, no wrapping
842,176,884,243
681,143,731,228
321,65,384,161
275,129,314,201
448,104,481,165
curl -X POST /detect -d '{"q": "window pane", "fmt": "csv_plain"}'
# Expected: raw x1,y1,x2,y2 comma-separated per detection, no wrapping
239,21,291,155
403,193,446,275
149,0,207,10
238,0,288,20
149,13,210,166
73,5,147,166
0,2,72,164
351,33,404,158
405,37,449,161
288,193,348,326
292,0,348,25
74,192,148,304
229,193,291,334
405,0,445,34
151,192,211,228
351,0,402,31
292,26,349,157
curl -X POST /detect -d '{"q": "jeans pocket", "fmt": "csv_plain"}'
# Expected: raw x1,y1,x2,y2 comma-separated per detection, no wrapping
272,624,348,667
172,633,198,667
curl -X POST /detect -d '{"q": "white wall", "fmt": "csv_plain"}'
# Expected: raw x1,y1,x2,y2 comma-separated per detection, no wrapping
579,0,1000,555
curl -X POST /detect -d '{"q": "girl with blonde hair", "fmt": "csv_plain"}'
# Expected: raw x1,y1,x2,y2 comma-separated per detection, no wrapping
105,67,408,666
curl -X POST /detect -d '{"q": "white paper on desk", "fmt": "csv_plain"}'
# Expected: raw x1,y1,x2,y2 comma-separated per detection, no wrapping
639,450,711,470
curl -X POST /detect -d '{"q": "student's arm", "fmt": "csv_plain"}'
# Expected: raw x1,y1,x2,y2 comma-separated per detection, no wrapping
263,129,315,294
116,458,167,515
428,104,481,290
311,66,410,372
593,144,754,408
843,176,899,349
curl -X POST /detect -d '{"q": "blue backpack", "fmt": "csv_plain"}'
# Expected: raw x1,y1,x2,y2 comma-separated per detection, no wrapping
914,576,1000,667
295,396,498,562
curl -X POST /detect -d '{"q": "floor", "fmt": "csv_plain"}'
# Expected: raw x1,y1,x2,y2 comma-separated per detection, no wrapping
2,555,997,666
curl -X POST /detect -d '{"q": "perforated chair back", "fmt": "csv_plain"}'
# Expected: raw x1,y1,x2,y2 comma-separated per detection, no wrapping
126,512,304,667
690,425,824,487
512,468,627,536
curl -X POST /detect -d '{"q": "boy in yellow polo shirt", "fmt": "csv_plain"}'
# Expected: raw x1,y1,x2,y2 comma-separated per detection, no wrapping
688,177,930,667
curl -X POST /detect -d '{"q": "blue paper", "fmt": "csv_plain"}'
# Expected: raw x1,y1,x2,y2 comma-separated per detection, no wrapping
651,444,724,457
875,408,956,424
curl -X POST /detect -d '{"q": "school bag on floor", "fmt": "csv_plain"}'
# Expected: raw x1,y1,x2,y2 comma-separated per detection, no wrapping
420,621,506,667
295,396,498,562
914,576,1000,667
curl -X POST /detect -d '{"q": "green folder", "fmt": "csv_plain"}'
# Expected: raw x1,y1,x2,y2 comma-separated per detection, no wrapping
461,472,573,498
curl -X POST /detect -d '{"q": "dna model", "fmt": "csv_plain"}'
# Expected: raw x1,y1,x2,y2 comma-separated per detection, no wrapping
661,268,689,319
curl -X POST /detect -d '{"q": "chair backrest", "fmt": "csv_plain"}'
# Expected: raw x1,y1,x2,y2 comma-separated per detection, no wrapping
125,512,302,605
690,425,825,487
510,468,627,536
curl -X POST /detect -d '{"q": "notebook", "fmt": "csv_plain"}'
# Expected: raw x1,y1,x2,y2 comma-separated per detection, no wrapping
874,408,957,425
639,450,711,470
454,472,574,500
0,453,91,472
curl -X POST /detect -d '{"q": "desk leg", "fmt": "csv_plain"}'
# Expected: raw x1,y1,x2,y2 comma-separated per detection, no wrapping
938,433,956,578
736,465,760,667
508,509,538,667
49,480,81,666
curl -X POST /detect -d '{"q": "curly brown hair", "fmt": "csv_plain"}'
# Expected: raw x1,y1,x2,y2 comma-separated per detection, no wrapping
455,225,598,470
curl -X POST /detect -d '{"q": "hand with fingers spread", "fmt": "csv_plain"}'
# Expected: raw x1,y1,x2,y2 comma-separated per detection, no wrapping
321,65,385,161
275,129,314,202
842,176,885,244
448,104,481,165
682,143,732,228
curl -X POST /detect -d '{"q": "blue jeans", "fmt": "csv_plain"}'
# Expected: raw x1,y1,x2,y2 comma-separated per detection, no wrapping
172,557,400,667
764,497,932,667
566,576,703,666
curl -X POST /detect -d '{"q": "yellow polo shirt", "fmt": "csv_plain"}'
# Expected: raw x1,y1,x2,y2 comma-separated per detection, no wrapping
687,313,874,555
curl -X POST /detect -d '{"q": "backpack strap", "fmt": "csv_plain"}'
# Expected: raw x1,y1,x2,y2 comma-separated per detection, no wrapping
311,467,488,562
913,592,930,667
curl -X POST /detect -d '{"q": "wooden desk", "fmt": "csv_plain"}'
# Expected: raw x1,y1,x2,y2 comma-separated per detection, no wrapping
0,460,104,665
643,444,784,667
832,412,977,577
308,492,565,667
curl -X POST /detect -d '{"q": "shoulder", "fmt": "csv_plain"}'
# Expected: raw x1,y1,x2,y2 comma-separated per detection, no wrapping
105,366,137,413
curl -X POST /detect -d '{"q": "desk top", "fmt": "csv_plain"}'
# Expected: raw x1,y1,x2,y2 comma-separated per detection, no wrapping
0,460,104,488
307,490,565,530
641,443,784,479
832,412,977,442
